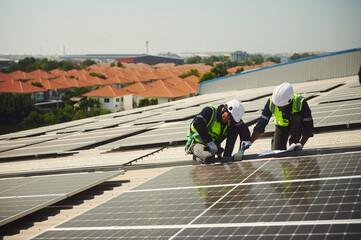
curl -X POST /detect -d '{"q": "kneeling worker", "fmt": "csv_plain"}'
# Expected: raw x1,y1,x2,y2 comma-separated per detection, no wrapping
250,82,314,150
186,99,251,164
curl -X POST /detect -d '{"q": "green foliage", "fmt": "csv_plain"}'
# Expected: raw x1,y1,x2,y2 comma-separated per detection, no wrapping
179,69,200,78
290,53,316,61
149,98,158,105
211,63,228,78
185,56,202,64
31,82,43,88
117,61,125,68
235,67,244,74
266,56,281,64
137,98,158,107
250,54,264,65
110,63,116,67
89,72,107,79
1,57,98,74
62,87,90,103
20,111,43,127
199,72,217,83
43,112,56,125
0,93,34,124
78,98,100,111
80,59,97,68
138,98,150,107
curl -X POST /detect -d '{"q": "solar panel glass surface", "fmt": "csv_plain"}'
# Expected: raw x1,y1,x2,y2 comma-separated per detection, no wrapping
31,151,361,239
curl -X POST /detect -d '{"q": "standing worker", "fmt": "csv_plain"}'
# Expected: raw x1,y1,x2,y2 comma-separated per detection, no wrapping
185,99,251,164
250,83,314,151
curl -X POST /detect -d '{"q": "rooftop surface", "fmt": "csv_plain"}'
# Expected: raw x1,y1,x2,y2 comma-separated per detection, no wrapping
0,76,360,239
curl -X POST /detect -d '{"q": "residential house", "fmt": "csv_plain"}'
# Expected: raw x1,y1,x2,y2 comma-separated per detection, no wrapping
83,85,133,112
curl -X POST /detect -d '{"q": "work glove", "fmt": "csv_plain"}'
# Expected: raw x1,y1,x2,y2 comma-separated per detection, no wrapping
294,143,303,151
207,141,218,155
241,141,252,151
233,149,244,161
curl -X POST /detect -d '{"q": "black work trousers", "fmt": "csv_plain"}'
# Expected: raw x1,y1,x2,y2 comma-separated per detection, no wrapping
272,112,302,150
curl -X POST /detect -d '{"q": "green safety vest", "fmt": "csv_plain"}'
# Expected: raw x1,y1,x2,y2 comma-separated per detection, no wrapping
269,94,304,127
185,105,228,152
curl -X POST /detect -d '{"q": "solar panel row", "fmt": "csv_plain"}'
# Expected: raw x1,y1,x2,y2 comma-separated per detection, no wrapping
31,151,361,239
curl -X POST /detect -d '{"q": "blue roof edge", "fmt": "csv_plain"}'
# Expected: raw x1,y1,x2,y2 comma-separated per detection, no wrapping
198,47,361,93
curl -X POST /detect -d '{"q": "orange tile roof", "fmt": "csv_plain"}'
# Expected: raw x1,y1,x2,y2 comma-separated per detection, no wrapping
8,70,37,80
173,81,198,94
164,77,184,85
83,85,131,97
123,82,152,93
29,69,56,79
183,75,199,85
0,72,16,82
49,69,68,77
147,80,173,88
135,84,189,98
107,75,134,84
28,78,68,90
52,76,93,88
0,80,45,93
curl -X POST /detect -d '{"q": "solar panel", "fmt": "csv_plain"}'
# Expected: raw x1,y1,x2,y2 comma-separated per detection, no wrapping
312,83,361,104
98,122,189,150
31,151,361,239
0,170,123,226
0,125,150,159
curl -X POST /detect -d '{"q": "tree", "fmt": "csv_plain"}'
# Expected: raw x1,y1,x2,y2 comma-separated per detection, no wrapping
185,56,202,64
20,111,44,127
235,67,244,74
199,72,217,83
266,56,281,64
43,112,56,125
138,98,150,107
290,53,316,61
211,63,228,78
250,54,264,65
179,69,200,78
149,98,158,105
81,59,96,68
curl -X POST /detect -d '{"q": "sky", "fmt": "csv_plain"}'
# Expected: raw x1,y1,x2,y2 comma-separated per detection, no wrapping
0,0,360,56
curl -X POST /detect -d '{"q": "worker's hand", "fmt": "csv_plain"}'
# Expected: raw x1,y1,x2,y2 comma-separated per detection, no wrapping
207,141,218,155
294,143,303,151
233,149,244,161
241,141,252,151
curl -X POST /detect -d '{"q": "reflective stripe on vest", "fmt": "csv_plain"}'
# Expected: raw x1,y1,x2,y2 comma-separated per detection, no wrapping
269,94,304,127
188,105,228,144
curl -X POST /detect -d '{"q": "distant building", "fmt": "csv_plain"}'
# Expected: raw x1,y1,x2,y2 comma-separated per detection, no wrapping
116,55,184,65
230,51,249,62
0,58,14,70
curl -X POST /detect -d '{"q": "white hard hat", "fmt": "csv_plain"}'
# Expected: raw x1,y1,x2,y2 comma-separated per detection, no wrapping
272,83,294,107
225,99,244,123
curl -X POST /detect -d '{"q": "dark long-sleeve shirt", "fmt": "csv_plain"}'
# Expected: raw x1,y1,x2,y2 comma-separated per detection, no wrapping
193,105,250,156
253,98,314,137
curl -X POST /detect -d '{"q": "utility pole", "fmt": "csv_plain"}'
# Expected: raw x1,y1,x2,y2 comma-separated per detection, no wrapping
146,41,149,55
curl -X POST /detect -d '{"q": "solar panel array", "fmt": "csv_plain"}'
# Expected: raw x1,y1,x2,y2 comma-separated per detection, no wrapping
31,151,361,239
1,78,359,160
0,171,123,227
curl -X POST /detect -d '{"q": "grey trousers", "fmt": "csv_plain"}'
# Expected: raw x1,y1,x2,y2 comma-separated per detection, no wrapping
272,112,302,150
191,143,215,164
